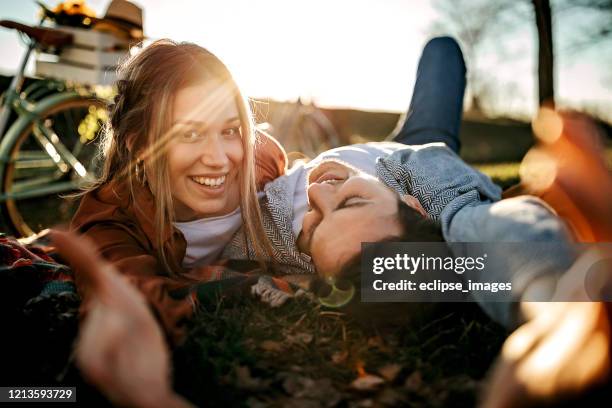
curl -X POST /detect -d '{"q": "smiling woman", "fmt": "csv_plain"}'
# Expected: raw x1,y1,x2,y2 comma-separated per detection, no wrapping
69,39,287,343
167,82,244,221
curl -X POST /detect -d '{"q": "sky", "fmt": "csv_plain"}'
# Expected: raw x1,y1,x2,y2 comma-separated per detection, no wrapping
1,0,610,120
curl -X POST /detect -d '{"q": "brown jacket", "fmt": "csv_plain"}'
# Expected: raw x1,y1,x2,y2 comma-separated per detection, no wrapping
70,133,287,345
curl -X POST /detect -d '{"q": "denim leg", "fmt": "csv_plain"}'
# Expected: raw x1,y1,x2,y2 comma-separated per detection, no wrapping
392,36,466,154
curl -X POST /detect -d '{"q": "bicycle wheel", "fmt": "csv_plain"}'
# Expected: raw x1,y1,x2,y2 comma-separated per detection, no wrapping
295,108,341,157
1,96,107,236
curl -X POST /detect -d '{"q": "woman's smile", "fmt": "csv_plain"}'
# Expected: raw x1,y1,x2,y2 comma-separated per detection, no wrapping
189,175,226,187
167,82,244,221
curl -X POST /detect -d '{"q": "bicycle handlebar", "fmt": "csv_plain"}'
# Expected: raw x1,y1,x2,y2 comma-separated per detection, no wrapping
0,20,73,49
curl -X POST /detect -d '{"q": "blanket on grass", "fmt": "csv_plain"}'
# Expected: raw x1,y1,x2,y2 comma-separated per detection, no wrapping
0,232,305,316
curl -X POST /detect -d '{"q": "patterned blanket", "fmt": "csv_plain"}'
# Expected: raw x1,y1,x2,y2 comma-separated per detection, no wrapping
0,233,306,310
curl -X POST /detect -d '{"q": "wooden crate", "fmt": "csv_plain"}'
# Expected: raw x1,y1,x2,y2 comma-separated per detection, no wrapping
34,25,130,86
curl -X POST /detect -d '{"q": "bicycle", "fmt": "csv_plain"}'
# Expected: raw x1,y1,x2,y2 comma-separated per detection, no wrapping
0,19,109,237
260,98,342,159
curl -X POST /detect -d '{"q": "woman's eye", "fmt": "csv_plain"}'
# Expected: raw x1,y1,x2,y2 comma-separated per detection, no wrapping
222,126,241,138
182,130,202,141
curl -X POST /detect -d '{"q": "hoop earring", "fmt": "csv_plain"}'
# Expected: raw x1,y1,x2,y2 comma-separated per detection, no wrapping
135,158,147,185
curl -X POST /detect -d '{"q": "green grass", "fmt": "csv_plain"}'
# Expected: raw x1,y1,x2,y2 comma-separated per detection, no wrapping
173,297,506,407
473,162,521,190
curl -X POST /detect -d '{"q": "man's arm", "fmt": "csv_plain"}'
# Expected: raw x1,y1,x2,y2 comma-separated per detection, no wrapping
445,195,576,328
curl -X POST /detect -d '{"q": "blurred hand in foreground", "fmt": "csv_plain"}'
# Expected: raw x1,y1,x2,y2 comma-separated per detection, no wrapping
51,230,193,408
481,301,610,408
482,109,612,408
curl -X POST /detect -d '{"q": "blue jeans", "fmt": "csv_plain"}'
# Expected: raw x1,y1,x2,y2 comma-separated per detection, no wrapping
393,37,465,154
393,38,576,328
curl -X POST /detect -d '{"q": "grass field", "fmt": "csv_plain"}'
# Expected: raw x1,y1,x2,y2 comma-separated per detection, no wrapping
174,296,507,408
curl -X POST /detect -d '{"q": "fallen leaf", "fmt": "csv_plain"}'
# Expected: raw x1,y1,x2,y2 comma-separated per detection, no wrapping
376,388,406,406
377,364,402,382
404,370,423,392
350,374,385,392
331,350,348,364
235,366,268,391
283,374,316,397
260,340,283,352
350,398,374,407
309,379,341,407
367,336,384,348
287,332,314,344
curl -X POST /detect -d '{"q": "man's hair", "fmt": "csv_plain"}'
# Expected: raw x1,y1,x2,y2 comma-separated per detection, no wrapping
395,198,443,242
315,197,445,323
335,197,443,283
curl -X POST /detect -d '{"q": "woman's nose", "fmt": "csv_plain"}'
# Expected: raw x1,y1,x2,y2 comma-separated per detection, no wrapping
307,182,336,215
199,133,229,168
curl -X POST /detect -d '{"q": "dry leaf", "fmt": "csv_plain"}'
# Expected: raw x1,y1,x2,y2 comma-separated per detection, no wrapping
331,350,348,364
377,364,402,382
367,336,384,349
404,370,423,392
235,366,267,391
283,374,316,397
309,379,341,407
350,374,385,392
260,340,283,352
351,399,374,407
376,388,406,406
287,332,314,344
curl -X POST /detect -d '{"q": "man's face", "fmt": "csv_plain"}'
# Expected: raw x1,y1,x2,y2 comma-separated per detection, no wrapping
296,160,406,278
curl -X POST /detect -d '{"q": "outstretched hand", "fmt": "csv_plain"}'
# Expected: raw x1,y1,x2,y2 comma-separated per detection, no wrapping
51,230,193,408
481,301,610,408
482,109,612,408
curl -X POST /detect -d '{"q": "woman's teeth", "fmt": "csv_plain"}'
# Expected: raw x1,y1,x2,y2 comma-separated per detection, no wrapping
191,175,226,187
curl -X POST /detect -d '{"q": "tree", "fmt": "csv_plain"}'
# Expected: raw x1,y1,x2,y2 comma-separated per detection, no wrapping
432,0,612,114
430,0,527,113
530,0,612,106
532,0,555,106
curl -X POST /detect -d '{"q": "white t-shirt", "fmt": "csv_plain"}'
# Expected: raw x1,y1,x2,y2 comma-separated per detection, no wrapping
174,207,242,268
289,142,403,237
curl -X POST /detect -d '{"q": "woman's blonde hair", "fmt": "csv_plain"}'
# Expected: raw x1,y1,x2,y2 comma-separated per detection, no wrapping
93,39,273,274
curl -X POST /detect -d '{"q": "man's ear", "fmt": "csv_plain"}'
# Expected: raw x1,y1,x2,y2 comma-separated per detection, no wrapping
400,194,426,217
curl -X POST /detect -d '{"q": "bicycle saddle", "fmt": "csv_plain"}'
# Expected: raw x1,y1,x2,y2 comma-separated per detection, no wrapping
0,20,73,49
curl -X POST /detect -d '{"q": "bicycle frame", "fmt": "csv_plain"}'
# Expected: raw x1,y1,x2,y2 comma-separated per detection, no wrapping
0,39,36,137
0,90,96,202
0,14,46,137
0,15,104,204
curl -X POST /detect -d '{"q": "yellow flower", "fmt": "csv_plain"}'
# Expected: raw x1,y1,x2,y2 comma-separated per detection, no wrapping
52,0,96,18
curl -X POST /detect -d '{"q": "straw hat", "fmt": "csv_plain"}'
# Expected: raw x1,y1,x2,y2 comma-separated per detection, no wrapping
93,0,144,41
